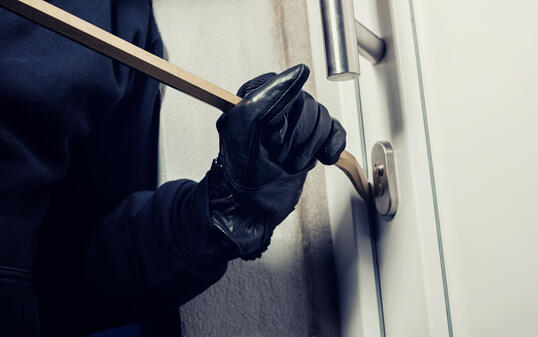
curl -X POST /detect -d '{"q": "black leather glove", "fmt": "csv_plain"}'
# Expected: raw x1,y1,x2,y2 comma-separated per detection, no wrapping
207,64,346,260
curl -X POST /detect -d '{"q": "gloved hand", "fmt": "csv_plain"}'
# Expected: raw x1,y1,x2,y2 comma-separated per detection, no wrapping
206,64,346,260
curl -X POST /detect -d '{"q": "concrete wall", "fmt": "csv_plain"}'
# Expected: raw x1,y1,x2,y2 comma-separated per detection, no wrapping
153,1,340,336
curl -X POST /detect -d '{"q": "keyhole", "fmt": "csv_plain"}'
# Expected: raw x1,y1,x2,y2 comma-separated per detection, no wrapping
376,164,385,177
373,163,386,196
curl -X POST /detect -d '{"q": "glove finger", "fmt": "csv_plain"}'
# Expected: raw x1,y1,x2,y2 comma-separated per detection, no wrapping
240,64,310,126
278,93,328,171
237,73,276,98
317,118,347,165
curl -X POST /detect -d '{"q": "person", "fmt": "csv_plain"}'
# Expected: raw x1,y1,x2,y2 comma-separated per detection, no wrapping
0,1,346,336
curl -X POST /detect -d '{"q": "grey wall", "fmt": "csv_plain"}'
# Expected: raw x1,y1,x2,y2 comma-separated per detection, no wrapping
153,1,340,336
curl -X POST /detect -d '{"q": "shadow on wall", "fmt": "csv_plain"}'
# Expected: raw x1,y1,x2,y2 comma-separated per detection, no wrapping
179,219,312,336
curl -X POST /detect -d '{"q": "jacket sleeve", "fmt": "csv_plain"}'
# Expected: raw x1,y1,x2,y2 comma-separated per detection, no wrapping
79,175,228,331
77,6,229,329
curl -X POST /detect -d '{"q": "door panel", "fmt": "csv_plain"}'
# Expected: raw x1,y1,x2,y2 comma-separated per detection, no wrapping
309,0,452,336
353,0,451,336
312,0,538,336
412,1,538,336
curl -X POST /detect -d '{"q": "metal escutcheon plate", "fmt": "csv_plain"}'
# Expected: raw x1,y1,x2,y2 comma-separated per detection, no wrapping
371,141,398,218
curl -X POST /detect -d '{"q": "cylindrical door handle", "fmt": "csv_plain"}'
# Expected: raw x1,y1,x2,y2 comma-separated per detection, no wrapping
319,0,385,80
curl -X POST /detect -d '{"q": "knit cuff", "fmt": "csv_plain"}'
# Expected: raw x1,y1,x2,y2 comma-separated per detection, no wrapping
171,177,228,278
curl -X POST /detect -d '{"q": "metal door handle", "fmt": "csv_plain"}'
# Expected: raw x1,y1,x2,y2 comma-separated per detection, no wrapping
320,1,398,217
320,0,385,80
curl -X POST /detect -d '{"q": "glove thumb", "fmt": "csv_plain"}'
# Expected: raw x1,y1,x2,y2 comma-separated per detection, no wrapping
317,118,347,165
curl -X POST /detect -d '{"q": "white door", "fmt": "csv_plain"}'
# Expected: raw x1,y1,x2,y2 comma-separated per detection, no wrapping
310,0,538,337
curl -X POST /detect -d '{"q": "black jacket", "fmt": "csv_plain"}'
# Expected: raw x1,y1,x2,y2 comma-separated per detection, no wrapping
0,1,227,336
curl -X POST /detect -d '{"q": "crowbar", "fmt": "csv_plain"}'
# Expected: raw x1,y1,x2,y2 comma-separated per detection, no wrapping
0,0,370,202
